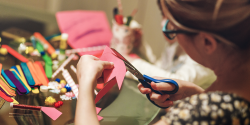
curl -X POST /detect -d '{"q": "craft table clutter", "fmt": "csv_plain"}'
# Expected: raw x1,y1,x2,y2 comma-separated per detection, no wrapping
0,1,161,124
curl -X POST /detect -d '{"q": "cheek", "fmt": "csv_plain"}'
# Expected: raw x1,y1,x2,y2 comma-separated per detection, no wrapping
176,35,197,58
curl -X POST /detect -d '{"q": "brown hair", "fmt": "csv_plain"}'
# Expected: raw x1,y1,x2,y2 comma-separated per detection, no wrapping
159,0,250,50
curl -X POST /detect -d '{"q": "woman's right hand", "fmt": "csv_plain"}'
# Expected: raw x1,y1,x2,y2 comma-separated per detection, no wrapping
138,77,204,108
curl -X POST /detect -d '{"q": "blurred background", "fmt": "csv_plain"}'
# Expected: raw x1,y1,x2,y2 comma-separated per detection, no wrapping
0,0,165,59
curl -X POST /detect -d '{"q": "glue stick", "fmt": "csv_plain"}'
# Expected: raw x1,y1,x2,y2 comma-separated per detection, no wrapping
59,33,68,54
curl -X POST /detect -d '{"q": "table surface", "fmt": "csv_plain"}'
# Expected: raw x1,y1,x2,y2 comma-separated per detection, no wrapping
0,27,160,125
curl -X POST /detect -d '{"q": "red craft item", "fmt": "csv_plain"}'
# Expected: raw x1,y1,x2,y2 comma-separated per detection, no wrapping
57,101,63,106
13,104,41,111
96,83,104,90
54,102,60,108
1,45,29,62
115,15,123,25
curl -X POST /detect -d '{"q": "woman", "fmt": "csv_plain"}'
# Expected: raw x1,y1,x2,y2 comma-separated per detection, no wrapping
75,0,250,124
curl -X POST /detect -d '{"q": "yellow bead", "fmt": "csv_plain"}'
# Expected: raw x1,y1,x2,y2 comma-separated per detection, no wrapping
60,80,66,84
44,96,56,106
60,88,67,94
0,48,8,55
28,46,34,52
51,53,58,59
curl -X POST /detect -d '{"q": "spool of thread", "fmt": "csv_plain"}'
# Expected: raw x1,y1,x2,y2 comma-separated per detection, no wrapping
10,103,41,111
115,15,123,25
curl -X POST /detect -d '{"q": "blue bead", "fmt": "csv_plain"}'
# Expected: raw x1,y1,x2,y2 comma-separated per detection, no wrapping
55,78,61,83
64,84,71,92
40,51,45,56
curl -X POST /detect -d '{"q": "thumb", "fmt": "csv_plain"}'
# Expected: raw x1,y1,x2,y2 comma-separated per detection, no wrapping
151,82,175,91
101,61,114,69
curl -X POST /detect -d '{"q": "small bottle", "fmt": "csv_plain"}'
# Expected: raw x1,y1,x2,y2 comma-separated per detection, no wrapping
59,33,68,54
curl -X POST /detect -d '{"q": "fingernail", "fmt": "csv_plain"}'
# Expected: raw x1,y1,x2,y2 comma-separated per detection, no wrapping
110,62,114,65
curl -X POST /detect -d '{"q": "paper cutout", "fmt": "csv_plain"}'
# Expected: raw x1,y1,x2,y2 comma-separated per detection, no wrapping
41,107,62,120
95,77,117,104
96,107,103,121
56,10,112,56
1,45,29,62
99,47,126,89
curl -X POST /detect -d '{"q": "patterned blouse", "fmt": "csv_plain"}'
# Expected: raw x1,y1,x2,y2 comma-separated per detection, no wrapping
163,91,250,125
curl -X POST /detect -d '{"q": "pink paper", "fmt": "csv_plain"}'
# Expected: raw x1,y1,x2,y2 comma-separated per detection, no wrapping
100,47,126,90
56,10,112,56
96,107,103,121
95,78,117,104
41,107,62,120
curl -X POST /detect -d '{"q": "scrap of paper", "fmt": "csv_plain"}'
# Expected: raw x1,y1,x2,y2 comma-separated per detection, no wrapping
96,107,103,121
56,10,112,56
95,78,117,104
41,107,62,120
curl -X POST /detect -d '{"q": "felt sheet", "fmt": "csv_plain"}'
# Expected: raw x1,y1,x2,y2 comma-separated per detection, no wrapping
56,10,112,56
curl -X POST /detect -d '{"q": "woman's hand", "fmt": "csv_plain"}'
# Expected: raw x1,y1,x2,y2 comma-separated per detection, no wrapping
138,77,204,108
77,55,114,90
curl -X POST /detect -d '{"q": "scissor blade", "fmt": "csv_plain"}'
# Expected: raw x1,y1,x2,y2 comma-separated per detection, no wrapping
110,48,145,80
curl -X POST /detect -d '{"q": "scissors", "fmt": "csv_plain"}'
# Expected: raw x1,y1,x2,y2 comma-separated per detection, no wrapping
111,48,179,108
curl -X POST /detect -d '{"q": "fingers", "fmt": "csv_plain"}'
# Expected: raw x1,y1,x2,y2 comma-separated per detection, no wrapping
100,61,114,69
151,82,175,91
137,83,151,94
149,92,170,102
155,100,173,108
149,92,173,107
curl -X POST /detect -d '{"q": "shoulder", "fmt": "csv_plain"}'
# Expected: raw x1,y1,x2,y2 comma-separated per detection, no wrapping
164,91,250,125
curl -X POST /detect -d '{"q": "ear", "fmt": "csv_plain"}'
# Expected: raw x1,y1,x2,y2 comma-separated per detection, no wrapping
199,32,217,55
